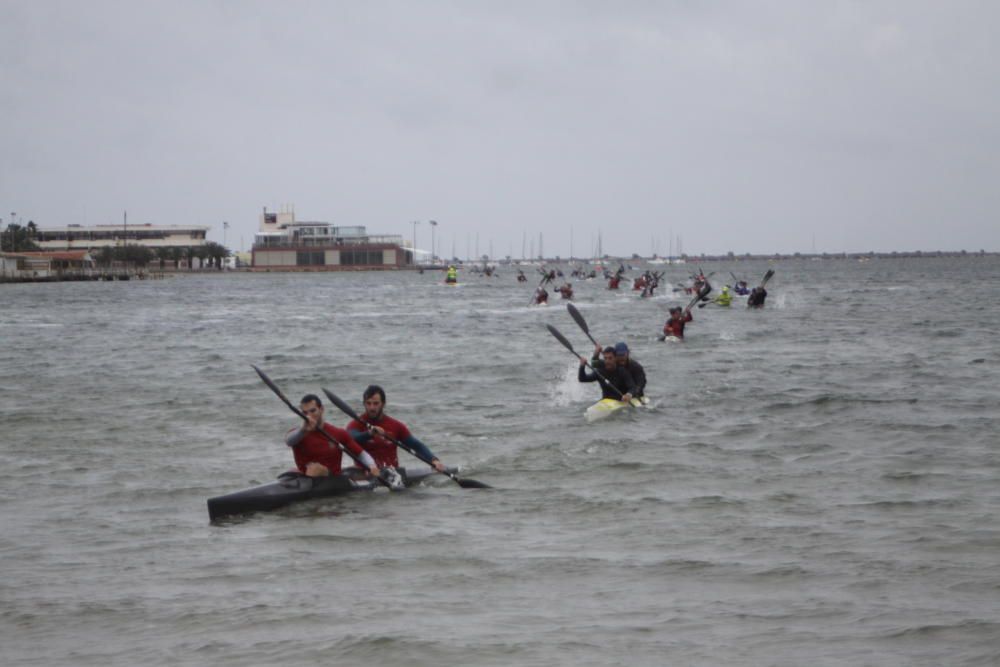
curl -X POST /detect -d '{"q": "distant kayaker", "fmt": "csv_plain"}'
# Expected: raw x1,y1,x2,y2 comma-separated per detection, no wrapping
558,283,574,300
346,385,447,472
445,265,458,284
517,270,527,282
748,286,767,309
662,305,693,340
533,286,549,305
641,272,660,298
734,280,750,296
285,394,379,478
714,285,732,307
578,346,636,402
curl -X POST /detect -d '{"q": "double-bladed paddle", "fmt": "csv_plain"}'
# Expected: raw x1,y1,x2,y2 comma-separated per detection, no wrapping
321,388,491,489
251,365,395,489
546,323,625,399
759,269,775,289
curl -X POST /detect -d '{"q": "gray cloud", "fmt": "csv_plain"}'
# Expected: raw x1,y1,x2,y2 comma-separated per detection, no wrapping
2,0,998,256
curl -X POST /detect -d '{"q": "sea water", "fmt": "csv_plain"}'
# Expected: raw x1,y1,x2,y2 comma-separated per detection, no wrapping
1,257,998,666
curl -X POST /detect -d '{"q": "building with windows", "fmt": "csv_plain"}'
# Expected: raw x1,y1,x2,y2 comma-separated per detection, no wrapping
32,223,210,250
251,207,413,271
0,250,96,281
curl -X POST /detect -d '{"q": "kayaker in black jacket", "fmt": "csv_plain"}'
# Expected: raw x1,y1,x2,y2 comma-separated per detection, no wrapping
579,346,636,401
589,341,646,398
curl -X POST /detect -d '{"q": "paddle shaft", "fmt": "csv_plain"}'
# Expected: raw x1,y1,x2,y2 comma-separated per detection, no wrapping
251,365,387,485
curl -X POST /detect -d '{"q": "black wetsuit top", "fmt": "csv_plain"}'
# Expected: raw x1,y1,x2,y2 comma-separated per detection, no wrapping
590,355,646,398
579,363,637,400
748,287,768,308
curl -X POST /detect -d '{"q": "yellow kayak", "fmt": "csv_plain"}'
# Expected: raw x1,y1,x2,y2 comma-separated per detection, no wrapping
584,396,650,423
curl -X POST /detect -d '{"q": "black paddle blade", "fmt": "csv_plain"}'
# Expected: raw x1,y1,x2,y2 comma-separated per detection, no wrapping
567,303,599,347
322,388,361,421
251,364,279,393
252,364,299,414
455,477,492,489
546,324,577,356
567,303,588,332
760,269,775,288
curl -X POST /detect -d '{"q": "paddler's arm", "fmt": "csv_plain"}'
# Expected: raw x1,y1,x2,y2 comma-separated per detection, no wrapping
285,408,323,446
631,362,646,396
285,427,307,447
619,367,637,403
348,429,373,444
339,430,379,476
400,434,446,472
578,358,597,382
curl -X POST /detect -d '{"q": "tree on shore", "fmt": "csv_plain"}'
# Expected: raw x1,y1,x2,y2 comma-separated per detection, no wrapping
185,245,210,270
1,221,41,252
95,246,154,268
203,241,231,269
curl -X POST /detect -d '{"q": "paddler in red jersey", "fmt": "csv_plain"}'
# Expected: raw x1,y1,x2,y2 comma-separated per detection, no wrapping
347,385,448,472
285,394,380,477
662,305,693,340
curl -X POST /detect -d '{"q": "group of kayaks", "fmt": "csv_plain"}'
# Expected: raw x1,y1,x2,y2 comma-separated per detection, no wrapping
212,267,773,521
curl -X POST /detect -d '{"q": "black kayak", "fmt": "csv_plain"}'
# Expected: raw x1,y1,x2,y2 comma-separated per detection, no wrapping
207,467,445,521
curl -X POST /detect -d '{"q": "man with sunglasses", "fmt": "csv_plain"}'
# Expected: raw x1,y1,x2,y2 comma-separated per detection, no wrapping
285,394,379,478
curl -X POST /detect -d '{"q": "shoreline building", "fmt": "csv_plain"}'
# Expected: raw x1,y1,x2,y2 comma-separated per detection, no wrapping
32,223,210,251
251,207,413,271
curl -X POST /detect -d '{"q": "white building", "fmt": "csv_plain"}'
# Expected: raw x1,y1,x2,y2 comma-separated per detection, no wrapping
252,207,412,270
33,223,210,250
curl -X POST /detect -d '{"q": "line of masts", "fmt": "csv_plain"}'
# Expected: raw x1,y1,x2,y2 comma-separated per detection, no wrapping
423,228,687,263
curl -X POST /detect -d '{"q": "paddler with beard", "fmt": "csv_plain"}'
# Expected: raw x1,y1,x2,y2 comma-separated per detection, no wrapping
346,385,448,473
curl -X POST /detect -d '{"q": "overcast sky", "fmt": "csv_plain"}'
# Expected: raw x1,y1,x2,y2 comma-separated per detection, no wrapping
2,1,998,257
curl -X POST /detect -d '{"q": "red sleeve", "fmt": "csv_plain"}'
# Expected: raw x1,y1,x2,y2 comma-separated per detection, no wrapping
685,312,693,322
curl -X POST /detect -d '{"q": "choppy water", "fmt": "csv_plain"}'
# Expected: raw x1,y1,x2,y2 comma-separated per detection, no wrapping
2,257,999,666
